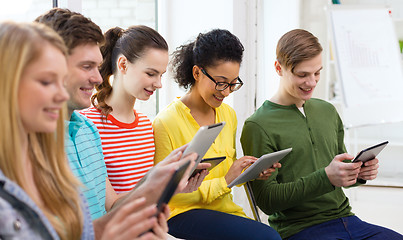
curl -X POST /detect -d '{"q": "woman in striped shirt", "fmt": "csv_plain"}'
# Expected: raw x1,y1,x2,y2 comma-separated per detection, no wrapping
80,25,169,194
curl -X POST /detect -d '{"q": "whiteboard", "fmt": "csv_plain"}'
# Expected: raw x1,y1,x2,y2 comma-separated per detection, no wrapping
330,7,403,128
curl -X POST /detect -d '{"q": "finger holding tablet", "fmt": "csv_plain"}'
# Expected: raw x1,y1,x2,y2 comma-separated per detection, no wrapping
351,141,388,183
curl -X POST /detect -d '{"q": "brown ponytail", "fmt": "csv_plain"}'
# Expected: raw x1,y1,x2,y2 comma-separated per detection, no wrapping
92,27,123,118
93,25,168,119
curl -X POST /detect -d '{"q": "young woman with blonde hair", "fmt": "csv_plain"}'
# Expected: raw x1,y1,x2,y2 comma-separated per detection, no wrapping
0,21,163,240
0,21,91,239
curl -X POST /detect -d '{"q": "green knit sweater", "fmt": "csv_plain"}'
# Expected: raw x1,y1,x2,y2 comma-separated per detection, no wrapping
241,99,355,239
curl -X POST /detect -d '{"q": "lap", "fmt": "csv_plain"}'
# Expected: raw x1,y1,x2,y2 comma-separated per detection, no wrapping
287,216,403,240
168,209,281,240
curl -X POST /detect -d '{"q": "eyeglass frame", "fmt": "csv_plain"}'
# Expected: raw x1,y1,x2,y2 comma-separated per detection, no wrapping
200,68,243,92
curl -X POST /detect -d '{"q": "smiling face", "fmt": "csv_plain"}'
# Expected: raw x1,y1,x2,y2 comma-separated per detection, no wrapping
65,43,103,112
276,53,322,107
18,43,69,134
193,61,241,109
120,48,168,100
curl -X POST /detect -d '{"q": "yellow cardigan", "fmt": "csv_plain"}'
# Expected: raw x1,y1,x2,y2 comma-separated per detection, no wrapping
153,99,247,219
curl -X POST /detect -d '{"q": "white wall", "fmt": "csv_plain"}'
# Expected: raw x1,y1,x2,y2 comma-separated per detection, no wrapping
157,0,234,112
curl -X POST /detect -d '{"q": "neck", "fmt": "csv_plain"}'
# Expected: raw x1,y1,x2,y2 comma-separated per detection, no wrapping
181,90,213,115
271,87,305,108
106,77,136,123
68,107,74,119
181,89,215,126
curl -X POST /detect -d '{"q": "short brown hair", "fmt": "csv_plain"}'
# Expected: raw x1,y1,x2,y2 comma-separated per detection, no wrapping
276,29,322,73
35,8,104,54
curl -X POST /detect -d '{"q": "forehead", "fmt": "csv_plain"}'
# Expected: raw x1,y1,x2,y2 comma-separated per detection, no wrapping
24,43,67,75
131,48,168,70
68,43,102,64
206,61,241,74
293,54,322,73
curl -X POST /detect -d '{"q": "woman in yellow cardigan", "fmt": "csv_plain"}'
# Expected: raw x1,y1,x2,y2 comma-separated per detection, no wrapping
153,29,281,240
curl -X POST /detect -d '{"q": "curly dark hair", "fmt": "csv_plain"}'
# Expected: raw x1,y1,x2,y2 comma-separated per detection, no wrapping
170,29,244,90
35,8,104,54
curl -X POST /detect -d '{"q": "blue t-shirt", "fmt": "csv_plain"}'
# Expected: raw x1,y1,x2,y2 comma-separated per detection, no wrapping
65,111,107,219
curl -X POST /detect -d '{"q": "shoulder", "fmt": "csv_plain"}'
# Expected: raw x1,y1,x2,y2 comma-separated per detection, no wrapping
217,102,237,121
154,100,185,124
307,98,339,115
244,101,273,124
134,110,153,126
72,111,99,131
69,111,102,141
79,106,102,120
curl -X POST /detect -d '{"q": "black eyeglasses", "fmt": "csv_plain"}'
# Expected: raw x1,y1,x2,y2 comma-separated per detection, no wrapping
201,68,243,92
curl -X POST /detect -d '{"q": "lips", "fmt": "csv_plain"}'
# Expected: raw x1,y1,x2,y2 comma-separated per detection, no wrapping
80,87,94,96
300,87,313,93
145,89,154,95
213,94,224,102
44,108,60,120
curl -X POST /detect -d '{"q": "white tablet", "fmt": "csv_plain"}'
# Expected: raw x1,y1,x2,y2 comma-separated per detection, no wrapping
352,141,389,163
181,122,225,176
227,148,292,188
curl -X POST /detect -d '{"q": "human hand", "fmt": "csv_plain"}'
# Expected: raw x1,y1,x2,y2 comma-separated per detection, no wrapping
101,197,159,240
225,156,257,185
179,169,209,193
151,205,170,240
325,153,362,187
257,162,282,180
358,158,379,181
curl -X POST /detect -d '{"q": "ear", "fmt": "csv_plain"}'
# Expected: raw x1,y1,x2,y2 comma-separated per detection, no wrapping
274,61,283,76
192,65,201,81
117,55,128,74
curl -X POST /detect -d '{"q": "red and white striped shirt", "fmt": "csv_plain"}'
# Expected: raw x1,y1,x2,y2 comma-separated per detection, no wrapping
79,107,154,193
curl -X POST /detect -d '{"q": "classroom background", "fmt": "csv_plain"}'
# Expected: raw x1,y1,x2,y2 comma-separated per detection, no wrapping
1,0,402,235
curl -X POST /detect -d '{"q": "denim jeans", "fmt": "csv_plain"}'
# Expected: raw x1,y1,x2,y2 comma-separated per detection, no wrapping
168,209,281,240
286,215,403,240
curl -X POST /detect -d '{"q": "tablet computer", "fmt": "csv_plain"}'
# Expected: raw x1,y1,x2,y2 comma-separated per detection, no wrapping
352,141,389,163
181,122,225,176
227,148,292,188
189,156,226,178
156,160,191,215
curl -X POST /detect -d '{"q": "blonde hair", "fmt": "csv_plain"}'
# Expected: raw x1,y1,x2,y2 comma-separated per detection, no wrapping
0,21,83,240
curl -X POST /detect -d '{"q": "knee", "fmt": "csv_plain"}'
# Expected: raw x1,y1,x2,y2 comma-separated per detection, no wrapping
252,225,282,240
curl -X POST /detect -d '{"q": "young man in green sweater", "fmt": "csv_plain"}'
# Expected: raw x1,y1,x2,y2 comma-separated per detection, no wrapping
241,29,402,240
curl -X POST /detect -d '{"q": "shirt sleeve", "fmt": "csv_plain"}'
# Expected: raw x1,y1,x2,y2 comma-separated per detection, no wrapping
153,117,174,165
153,115,233,206
240,120,336,215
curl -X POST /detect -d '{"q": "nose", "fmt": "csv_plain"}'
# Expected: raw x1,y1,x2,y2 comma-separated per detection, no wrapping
153,76,162,89
306,75,317,87
56,83,70,103
222,86,231,97
90,69,103,85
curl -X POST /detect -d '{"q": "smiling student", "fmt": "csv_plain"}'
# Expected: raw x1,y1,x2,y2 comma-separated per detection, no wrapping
241,29,403,240
0,21,90,239
80,25,205,195
153,29,281,240
36,9,200,239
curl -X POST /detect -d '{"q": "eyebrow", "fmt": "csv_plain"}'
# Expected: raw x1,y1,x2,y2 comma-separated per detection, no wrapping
38,71,58,78
213,75,239,82
146,68,166,74
78,60,99,66
295,66,323,74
